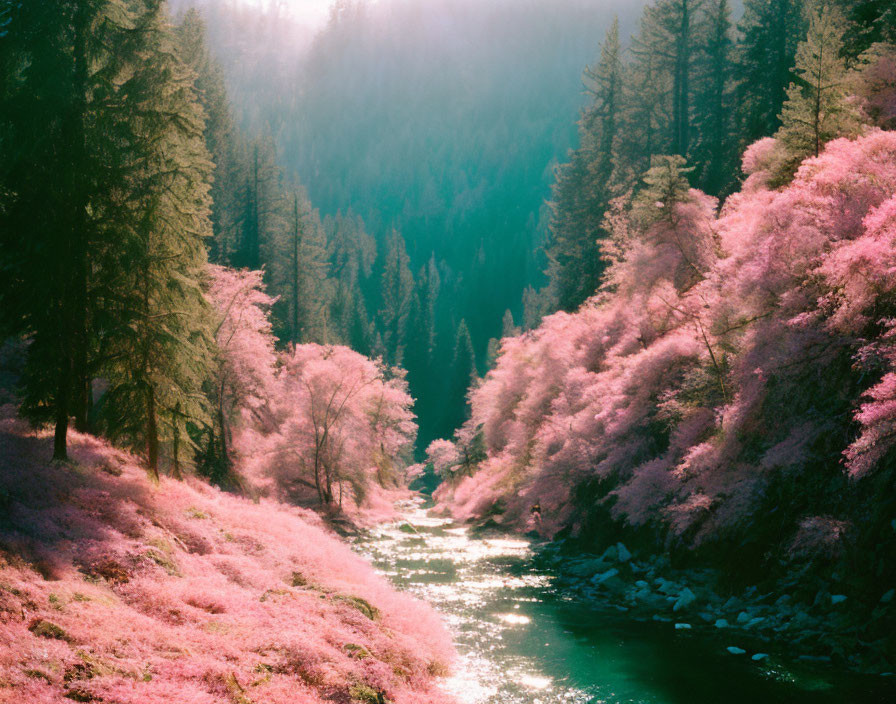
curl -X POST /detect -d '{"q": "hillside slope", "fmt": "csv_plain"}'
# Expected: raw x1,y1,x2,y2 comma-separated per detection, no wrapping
0,410,454,704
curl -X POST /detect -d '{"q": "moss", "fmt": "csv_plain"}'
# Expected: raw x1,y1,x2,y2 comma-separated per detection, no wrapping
334,595,380,620
343,643,371,659
28,618,70,641
186,507,209,520
349,683,391,703
64,686,96,702
48,593,63,610
144,547,181,577
289,571,308,587
23,668,53,682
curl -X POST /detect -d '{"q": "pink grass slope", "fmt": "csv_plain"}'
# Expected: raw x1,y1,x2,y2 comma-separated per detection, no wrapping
0,414,455,704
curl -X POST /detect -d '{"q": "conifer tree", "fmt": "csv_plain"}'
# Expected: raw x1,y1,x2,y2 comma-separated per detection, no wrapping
378,231,415,365
100,0,215,479
1,0,147,459
545,19,623,312
737,0,807,144
692,0,737,194
446,319,478,432
174,8,243,264
773,2,862,182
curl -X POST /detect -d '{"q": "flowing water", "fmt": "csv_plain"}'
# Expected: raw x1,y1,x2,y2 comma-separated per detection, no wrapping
353,499,894,704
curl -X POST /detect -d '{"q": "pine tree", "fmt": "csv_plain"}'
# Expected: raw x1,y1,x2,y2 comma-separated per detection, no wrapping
234,136,281,270
378,230,415,365
174,8,243,264
773,2,862,182
1,0,144,459
446,319,478,433
545,19,623,312
99,0,215,479
737,0,807,145
692,0,737,194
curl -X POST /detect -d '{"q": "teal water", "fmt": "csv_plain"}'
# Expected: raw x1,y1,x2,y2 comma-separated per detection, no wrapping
354,500,894,704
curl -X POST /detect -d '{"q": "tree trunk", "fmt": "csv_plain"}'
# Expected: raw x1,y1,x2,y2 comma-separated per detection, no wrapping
292,194,301,343
53,361,71,461
146,386,159,480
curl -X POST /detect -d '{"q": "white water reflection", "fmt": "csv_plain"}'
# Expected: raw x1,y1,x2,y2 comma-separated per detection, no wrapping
356,498,588,704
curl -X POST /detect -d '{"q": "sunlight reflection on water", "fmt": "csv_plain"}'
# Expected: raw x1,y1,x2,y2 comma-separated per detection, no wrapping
355,498,590,704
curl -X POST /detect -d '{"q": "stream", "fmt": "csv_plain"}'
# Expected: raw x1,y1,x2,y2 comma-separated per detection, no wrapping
353,499,893,704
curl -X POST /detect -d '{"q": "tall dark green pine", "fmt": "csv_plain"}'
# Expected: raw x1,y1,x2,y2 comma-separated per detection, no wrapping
100,0,215,479
692,0,737,195
378,230,415,365
173,7,243,264
736,0,807,145
234,136,281,271
0,0,141,459
545,18,623,313
445,319,478,434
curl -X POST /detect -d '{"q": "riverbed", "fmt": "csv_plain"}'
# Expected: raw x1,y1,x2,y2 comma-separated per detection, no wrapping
352,499,893,704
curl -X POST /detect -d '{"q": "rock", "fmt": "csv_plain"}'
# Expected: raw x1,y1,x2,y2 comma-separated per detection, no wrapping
699,612,714,623
635,580,649,589
881,589,895,604
830,594,847,606
736,611,751,624
723,596,740,611
745,617,766,628
714,619,729,628
601,545,618,562
752,653,769,661
774,595,791,607
727,646,747,655
674,588,697,612
593,568,620,584
616,543,632,562
652,615,671,622
674,622,692,630
568,558,607,577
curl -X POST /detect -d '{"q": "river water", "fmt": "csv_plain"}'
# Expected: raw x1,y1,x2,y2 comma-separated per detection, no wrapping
353,499,893,704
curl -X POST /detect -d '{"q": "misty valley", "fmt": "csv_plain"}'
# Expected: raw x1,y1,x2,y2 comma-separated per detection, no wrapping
1,0,896,702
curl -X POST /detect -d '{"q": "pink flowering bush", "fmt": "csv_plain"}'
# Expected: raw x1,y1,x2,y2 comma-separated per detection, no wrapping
204,266,418,519
436,131,896,582
0,416,454,704
239,344,418,516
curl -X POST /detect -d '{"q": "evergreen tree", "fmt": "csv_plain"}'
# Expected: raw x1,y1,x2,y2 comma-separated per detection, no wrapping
773,2,862,182
173,8,243,264
692,0,737,194
1,0,142,458
446,319,478,433
378,230,415,365
737,0,807,145
99,0,215,479
234,136,281,270
545,19,623,312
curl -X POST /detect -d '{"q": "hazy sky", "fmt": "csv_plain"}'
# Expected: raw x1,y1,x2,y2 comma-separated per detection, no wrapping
247,0,334,27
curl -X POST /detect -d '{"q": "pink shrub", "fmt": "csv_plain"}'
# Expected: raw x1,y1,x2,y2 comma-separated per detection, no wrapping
435,131,896,561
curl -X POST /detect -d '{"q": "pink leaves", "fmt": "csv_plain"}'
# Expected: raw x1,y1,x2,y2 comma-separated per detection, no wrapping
439,131,896,546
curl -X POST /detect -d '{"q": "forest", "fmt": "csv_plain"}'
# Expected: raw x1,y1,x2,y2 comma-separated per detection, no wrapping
1,0,896,702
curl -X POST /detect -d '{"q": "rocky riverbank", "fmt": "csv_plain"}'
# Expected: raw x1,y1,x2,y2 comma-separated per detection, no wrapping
534,540,895,676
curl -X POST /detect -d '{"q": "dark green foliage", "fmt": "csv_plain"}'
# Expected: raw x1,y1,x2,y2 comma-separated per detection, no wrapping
1,0,215,474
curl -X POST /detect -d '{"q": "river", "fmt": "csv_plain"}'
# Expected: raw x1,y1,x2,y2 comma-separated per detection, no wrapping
353,499,893,704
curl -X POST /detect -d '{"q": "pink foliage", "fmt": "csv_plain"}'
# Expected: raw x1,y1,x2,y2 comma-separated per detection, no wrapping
436,131,896,554
0,418,454,704
240,344,417,514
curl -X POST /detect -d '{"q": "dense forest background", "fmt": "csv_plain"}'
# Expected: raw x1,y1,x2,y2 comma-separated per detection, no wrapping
167,0,647,448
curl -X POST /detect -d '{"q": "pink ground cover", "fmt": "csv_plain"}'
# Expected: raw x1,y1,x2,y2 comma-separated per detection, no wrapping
0,411,454,704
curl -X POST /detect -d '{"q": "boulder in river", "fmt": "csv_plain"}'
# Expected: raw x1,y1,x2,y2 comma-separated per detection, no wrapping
673,587,696,612
727,646,747,655
616,543,632,562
